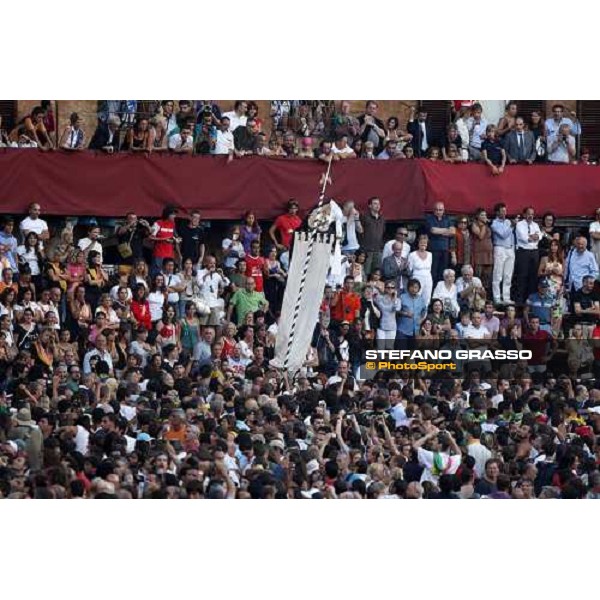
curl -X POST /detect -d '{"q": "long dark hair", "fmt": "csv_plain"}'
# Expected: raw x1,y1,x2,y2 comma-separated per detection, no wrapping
133,284,147,301
22,232,45,266
242,211,261,233
133,117,149,135
0,287,15,307
87,250,101,268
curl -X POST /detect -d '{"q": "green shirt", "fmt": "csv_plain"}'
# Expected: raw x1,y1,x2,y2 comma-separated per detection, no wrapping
230,289,266,325
229,272,248,290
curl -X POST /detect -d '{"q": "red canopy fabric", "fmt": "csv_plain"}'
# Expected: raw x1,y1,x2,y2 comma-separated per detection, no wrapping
0,150,597,219
419,161,600,217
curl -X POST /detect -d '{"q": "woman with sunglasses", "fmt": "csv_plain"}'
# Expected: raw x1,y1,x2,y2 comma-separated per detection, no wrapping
450,215,471,276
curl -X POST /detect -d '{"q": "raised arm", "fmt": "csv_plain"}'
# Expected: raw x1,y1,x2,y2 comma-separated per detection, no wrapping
335,411,350,453
412,428,438,450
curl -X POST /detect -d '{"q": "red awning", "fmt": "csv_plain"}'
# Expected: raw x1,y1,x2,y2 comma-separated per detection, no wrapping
0,150,596,219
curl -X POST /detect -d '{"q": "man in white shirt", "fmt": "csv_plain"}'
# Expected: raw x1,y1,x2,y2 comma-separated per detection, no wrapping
196,255,228,329
161,258,185,306
330,135,356,159
77,225,103,262
168,126,194,154
466,103,488,161
466,424,492,479
222,101,248,132
213,116,234,157
83,335,114,375
463,310,491,340
514,207,541,304
413,427,462,485
19,203,49,245
463,310,492,373
382,226,410,261
547,123,576,164
341,201,363,255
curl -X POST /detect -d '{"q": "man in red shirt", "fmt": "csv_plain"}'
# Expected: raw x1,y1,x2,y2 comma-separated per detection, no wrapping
245,240,265,292
150,206,179,274
269,199,302,251
522,316,556,375
330,275,361,325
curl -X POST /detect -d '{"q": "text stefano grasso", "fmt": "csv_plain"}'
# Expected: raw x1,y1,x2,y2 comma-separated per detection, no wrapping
364,349,533,361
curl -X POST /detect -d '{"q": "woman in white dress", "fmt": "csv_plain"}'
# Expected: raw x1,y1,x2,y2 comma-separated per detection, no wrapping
408,234,433,307
432,268,460,318
148,274,167,324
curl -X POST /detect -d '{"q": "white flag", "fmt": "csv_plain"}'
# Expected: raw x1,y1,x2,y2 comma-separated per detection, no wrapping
271,232,333,374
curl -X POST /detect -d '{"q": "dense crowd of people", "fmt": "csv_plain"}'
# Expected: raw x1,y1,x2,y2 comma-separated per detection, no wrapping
2,186,600,499
0,100,592,168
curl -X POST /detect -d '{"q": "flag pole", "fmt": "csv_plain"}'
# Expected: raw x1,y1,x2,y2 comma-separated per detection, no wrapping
281,157,334,380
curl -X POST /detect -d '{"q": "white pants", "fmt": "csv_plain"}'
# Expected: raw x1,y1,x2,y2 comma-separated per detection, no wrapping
492,246,515,303
376,329,396,350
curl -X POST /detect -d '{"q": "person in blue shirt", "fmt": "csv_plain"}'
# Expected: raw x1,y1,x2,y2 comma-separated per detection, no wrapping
524,279,555,334
565,235,599,293
0,217,18,272
397,278,427,350
490,203,515,305
424,202,454,288
544,104,581,138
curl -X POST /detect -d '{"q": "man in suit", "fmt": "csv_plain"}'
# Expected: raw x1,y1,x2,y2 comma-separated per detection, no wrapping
504,117,536,164
407,106,437,158
358,101,386,155
382,242,409,292
89,115,122,153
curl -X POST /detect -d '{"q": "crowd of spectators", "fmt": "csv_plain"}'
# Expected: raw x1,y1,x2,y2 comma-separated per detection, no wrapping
2,191,600,500
0,100,591,168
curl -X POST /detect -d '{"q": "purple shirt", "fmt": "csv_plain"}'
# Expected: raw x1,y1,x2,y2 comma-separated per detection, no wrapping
240,225,262,254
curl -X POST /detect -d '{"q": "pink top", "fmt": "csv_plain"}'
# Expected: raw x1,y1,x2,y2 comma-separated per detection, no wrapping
68,264,85,291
